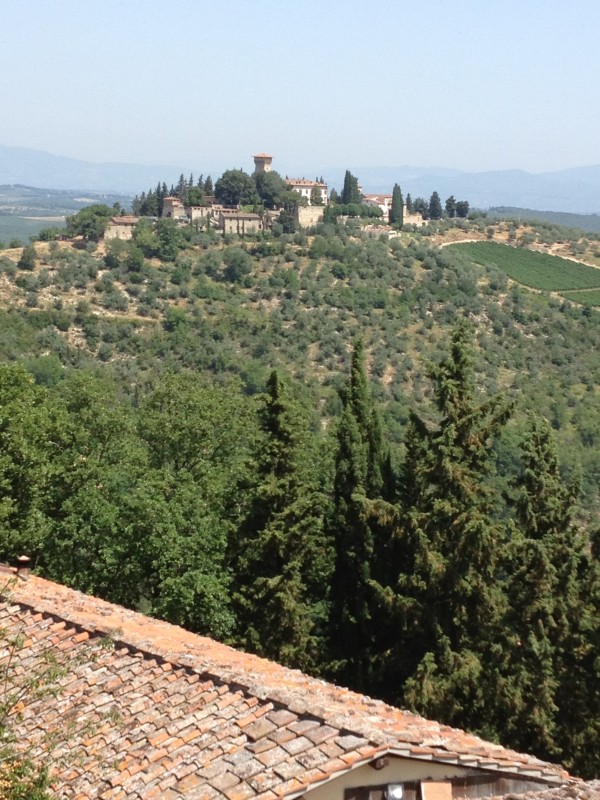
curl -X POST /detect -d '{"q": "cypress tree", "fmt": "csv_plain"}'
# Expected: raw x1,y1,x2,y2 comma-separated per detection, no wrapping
341,170,361,205
428,191,443,220
231,371,329,672
327,341,390,691
375,322,512,728
390,184,404,228
176,173,187,201
497,418,597,772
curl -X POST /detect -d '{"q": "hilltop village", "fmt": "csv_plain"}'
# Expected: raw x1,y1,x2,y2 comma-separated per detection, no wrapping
105,153,437,240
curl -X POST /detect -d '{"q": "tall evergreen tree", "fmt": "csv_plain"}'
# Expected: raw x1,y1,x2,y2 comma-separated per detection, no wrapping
455,200,470,218
495,418,597,773
445,195,457,218
428,191,443,220
159,182,168,216
231,371,329,672
327,341,390,691
372,322,512,730
176,173,187,201
341,170,361,205
389,184,404,227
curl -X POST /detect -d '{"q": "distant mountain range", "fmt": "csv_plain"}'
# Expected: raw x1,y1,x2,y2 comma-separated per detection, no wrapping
2,144,600,214
0,145,179,195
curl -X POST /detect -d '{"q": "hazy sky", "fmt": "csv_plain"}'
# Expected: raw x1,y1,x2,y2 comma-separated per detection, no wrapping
3,0,598,175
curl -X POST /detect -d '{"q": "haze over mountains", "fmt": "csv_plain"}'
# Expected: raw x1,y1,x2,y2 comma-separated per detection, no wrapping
2,144,600,214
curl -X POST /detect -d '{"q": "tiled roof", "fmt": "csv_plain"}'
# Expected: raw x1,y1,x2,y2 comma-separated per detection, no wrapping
287,179,327,188
109,216,139,225
1,570,573,799
362,194,393,204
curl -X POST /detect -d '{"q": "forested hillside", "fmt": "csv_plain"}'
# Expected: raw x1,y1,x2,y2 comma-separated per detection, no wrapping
0,212,599,777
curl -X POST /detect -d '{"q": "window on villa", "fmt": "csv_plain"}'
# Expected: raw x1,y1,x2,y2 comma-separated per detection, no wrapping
345,781,420,800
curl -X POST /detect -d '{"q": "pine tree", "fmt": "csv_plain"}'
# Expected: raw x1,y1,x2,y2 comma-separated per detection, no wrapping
405,193,413,212
390,184,404,227
327,341,390,691
231,371,329,672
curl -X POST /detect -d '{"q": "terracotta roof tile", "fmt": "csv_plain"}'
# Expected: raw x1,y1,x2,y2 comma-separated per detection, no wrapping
1,573,577,799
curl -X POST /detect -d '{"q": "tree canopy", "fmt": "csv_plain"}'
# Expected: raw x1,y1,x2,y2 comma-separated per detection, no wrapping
65,204,115,241
214,169,259,207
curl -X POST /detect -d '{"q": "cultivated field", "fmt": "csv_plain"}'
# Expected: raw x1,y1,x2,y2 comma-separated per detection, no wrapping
561,289,600,306
449,241,600,294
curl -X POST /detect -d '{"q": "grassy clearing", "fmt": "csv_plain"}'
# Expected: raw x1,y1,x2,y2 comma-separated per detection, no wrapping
449,241,600,291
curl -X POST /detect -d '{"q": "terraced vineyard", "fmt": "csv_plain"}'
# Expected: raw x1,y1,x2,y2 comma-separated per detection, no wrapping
449,241,600,299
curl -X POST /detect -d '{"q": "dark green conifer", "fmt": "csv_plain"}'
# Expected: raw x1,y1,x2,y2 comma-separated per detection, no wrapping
231,371,329,672
327,341,390,691
497,418,596,772
390,184,404,228
428,191,443,220
341,170,361,205
374,322,512,728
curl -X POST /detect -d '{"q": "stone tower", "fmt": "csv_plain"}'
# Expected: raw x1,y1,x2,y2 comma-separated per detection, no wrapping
253,153,273,173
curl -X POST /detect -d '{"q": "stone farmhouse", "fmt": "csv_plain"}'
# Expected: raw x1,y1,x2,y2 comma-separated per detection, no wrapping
2,562,579,800
221,211,262,236
104,216,141,241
